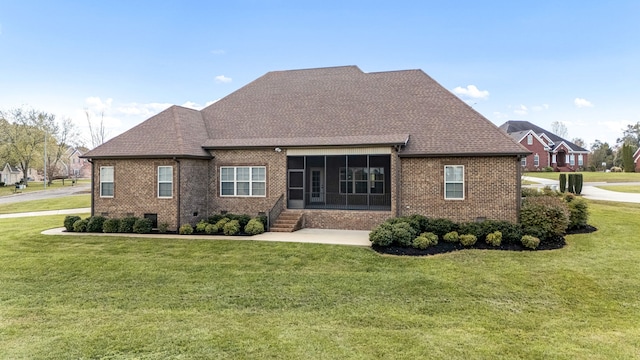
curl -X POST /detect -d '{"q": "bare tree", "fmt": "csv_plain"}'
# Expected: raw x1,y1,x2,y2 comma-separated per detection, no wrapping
45,117,80,184
85,110,108,148
551,121,568,139
571,137,585,148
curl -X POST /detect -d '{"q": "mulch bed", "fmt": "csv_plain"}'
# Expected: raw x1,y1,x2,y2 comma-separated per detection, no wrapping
372,225,598,256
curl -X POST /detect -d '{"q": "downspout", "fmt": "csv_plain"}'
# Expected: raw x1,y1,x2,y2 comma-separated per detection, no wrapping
174,158,181,230
88,159,95,217
516,156,522,222
395,145,402,217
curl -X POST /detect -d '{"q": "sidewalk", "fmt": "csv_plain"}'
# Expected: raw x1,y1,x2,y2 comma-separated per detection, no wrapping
522,176,640,203
0,208,90,219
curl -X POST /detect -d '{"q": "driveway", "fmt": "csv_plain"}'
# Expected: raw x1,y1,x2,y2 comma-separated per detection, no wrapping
0,183,90,205
523,176,640,203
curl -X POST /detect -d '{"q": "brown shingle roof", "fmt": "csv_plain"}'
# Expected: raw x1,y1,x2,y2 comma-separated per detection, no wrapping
83,105,211,159
83,66,528,159
201,66,527,156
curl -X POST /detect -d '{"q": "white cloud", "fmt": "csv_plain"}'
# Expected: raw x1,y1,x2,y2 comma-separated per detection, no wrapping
453,85,489,100
574,98,594,108
116,102,172,116
531,104,549,112
513,104,528,116
85,97,113,112
215,75,232,83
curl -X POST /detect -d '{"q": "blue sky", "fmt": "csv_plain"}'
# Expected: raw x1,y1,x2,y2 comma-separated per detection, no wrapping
1,1,638,148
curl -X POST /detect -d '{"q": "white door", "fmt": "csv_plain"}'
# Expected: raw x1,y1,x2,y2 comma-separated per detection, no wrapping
310,168,324,203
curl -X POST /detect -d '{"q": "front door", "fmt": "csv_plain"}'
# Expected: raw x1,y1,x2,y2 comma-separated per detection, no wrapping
310,168,324,203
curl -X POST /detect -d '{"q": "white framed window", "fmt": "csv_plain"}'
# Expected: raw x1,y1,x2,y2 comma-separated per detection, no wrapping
100,166,114,198
569,155,575,166
158,166,173,198
578,154,584,166
444,165,464,200
521,157,527,167
527,134,533,145
220,166,266,197
534,154,539,167
552,154,557,164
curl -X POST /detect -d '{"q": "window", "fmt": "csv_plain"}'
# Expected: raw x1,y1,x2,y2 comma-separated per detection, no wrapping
158,166,173,198
444,165,464,200
552,154,557,164
100,166,114,197
521,157,527,167
220,166,266,196
578,154,584,166
527,134,533,145
340,167,384,194
569,155,575,166
534,154,539,167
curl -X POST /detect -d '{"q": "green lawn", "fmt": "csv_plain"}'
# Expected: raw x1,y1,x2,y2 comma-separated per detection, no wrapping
0,179,90,197
596,185,640,193
0,195,90,214
1,202,640,358
524,171,640,182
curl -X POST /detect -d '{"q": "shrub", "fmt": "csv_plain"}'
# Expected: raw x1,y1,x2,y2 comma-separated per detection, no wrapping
208,214,225,224
611,166,623,172
405,214,429,233
459,222,487,242
486,231,502,247
413,232,438,249
559,173,567,193
391,222,415,247
133,218,153,234
573,173,583,195
179,224,194,235
119,216,138,233
521,188,541,197
244,218,265,235
158,222,169,233
215,218,230,230
481,220,523,244
256,215,268,227
425,218,458,238
227,214,251,231
567,173,575,193
459,234,477,247
369,223,394,246
544,166,554,172
195,219,209,233
205,223,219,234
223,219,241,236
86,216,106,233
73,219,89,232
102,218,120,233
566,196,589,230
64,215,81,232
443,231,460,243
521,235,540,249
520,196,570,241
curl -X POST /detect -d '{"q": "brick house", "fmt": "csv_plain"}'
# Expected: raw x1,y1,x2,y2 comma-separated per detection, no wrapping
82,66,529,231
499,120,589,172
634,148,640,172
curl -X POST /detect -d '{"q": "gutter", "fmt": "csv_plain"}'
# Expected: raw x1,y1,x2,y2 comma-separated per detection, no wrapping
87,159,94,217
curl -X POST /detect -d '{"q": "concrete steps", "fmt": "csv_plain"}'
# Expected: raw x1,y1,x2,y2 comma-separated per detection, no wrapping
270,211,304,232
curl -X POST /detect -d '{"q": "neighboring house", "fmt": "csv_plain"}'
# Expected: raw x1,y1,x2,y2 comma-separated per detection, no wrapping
57,146,91,178
499,120,589,172
634,148,640,172
82,66,529,231
1,163,21,185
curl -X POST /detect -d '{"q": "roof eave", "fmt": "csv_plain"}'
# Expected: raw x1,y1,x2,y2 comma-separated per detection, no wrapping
80,154,213,160
398,151,531,158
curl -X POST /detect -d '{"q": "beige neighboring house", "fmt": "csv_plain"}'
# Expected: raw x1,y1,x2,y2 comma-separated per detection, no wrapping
82,66,529,232
57,146,91,178
1,163,21,185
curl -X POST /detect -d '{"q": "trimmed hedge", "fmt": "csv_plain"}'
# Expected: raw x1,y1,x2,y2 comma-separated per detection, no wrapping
520,196,570,240
179,224,194,235
103,218,120,233
133,218,153,234
64,215,81,232
87,216,106,233
245,218,265,235
223,220,241,236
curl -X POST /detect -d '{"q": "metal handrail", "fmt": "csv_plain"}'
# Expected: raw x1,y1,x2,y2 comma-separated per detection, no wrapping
267,193,285,231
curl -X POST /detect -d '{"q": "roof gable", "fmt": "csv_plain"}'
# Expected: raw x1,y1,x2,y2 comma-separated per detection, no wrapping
499,120,588,152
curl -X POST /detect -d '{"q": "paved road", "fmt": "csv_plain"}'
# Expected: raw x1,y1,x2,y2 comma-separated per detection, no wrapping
522,176,640,203
0,183,91,205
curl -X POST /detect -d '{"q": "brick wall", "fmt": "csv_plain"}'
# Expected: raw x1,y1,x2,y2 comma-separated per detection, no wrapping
178,159,210,226
399,156,520,223
92,159,180,229
302,209,393,230
520,136,548,171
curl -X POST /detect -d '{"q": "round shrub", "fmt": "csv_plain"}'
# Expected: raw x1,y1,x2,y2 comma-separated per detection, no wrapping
133,218,153,234
64,215,81,232
391,222,415,247
158,222,169,233
228,214,251,231
244,218,265,235
486,231,502,247
520,196,570,241
87,216,106,233
118,216,138,233
459,234,477,247
215,218,230,230
73,219,89,232
521,235,540,249
179,224,194,235
425,218,458,238
195,220,209,233
369,223,393,246
443,231,460,243
205,223,219,234
102,218,121,233
223,219,241,236
413,232,438,249
565,196,589,230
